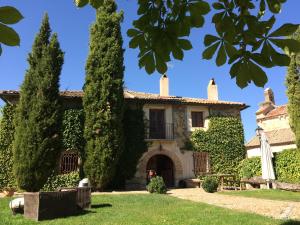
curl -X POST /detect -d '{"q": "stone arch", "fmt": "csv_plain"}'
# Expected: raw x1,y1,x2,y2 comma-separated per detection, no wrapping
137,148,183,185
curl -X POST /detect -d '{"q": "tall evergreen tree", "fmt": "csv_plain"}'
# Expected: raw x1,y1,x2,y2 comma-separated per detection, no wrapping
83,0,124,189
0,104,16,190
286,27,300,148
13,14,64,192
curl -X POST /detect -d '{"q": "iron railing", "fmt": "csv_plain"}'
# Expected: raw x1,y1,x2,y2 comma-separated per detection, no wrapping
146,122,174,140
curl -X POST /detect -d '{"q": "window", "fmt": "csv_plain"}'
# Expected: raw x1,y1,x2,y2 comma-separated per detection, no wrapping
191,111,204,127
60,150,80,174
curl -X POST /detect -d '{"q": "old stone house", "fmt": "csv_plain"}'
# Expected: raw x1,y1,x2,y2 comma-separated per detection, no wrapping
0,76,247,187
246,88,296,157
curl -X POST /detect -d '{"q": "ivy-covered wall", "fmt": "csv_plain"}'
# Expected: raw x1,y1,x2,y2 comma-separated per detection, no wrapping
62,109,85,157
0,104,16,190
190,116,246,174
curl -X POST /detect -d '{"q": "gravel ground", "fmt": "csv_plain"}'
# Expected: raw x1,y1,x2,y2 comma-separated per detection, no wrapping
168,188,300,220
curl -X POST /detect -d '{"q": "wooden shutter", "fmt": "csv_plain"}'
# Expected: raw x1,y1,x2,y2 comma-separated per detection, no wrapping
191,111,203,127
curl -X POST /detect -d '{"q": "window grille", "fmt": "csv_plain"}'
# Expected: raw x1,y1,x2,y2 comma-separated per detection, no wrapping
60,150,79,174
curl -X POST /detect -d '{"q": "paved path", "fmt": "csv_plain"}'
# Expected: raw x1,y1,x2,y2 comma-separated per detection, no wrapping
168,188,300,220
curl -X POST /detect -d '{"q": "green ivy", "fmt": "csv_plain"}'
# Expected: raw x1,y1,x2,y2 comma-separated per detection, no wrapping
274,148,300,184
237,157,261,179
62,109,85,156
0,104,16,190
237,149,300,184
42,171,80,191
190,116,246,175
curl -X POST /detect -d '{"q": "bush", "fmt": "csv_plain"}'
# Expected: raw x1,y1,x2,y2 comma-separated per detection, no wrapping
42,172,80,191
274,148,300,184
202,176,219,193
147,176,167,194
238,157,261,179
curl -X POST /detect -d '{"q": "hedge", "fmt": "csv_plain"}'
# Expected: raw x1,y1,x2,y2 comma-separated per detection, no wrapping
191,116,246,175
42,171,80,191
274,148,300,184
238,149,300,183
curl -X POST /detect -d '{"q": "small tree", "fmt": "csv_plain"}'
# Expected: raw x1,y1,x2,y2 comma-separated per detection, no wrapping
286,27,300,148
13,14,64,192
83,0,124,189
0,104,16,190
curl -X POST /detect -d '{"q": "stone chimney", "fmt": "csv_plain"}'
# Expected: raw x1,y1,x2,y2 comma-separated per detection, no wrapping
160,74,169,96
207,78,218,100
264,88,275,105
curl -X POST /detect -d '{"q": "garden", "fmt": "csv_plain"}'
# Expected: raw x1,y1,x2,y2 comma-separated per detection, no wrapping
0,194,296,225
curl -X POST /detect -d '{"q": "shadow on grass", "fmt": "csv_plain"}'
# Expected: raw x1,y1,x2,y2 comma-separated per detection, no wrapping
280,220,300,225
91,203,112,209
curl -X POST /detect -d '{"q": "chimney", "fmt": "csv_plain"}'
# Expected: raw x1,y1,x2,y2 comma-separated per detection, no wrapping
264,88,275,105
160,74,169,96
207,78,218,100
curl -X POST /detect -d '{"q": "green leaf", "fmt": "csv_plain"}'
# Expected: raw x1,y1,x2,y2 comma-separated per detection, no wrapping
127,29,140,37
172,46,184,60
129,36,140,49
251,53,273,68
204,35,219,47
236,62,251,89
0,23,20,46
190,14,204,28
224,42,237,58
0,6,23,24
178,39,192,50
269,24,300,37
270,39,300,53
0,44,2,56
142,52,155,74
268,44,290,66
155,55,168,74
230,61,241,78
266,0,281,14
216,45,227,66
74,0,89,8
189,1,210,15
248,61,268,87
202,42,220,59
212,3,224,10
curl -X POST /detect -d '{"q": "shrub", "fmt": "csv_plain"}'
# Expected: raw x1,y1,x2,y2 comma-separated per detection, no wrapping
191,116,246,175
147,176,167,194
238,157,261,179
274,148,300,184
202,176,219,193
42,172,80,191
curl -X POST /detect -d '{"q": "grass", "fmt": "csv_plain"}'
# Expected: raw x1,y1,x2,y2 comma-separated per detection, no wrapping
0,194,298,225
219,189,300,202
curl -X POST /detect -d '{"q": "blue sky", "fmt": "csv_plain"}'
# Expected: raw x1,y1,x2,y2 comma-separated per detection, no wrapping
0,0,299,142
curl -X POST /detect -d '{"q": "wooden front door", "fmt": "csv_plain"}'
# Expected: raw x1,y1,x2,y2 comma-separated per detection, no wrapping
149,109,165,139
147,155,174,187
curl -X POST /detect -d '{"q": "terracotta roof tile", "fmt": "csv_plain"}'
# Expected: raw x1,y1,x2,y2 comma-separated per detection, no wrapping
264,105,287,118
0,90,248,109
245,128,295,148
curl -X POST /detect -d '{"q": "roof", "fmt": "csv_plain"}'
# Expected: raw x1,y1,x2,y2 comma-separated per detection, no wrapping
264,105,287,118
245,128,296,149
0,90,248,109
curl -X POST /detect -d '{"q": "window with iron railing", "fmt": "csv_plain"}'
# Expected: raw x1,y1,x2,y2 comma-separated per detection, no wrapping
59,150,80,174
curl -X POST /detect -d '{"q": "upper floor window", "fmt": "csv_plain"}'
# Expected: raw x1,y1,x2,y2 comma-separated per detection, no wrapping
191,111,204,127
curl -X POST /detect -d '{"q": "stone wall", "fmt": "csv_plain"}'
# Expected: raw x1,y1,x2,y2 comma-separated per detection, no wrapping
173,105,189,149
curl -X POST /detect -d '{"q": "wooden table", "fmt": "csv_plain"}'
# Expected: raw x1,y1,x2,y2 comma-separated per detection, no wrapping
206,174,237,191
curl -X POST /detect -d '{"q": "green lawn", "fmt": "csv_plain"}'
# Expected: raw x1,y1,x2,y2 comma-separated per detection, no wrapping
0,194,297,225
219,189,300,202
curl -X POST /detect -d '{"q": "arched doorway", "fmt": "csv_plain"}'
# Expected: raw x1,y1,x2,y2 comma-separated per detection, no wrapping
146,155,174,187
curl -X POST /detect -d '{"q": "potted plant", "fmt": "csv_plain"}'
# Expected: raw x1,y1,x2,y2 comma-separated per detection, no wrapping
3,184,16,197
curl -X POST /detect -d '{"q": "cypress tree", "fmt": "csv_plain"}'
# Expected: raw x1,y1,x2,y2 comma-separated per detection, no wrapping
83,0,124,189
13,14,64,192
286,27,300,148
0,104,16,190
